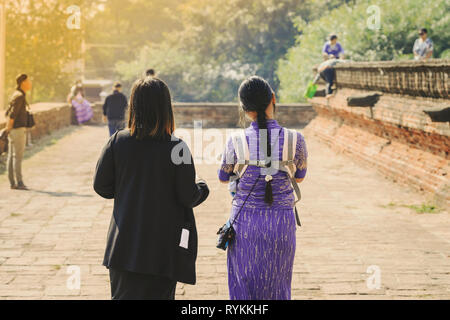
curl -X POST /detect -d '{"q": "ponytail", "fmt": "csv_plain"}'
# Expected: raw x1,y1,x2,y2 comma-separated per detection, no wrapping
256,109,273,205
238,76,274,205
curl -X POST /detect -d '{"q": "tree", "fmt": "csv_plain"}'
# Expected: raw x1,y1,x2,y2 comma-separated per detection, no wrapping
5,0,94,102
84,0,184,79
277,0,450,102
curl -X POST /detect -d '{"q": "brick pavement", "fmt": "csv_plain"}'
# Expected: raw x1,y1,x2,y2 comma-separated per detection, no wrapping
0,125,448,299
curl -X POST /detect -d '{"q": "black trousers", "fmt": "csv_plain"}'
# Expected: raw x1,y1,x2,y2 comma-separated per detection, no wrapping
109,268,177,300
320,68,336,95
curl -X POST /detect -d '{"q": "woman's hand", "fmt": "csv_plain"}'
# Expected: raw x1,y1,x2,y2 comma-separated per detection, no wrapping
296,178,304,183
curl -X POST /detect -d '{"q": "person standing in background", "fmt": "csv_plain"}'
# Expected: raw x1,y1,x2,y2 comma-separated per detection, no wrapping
67,80,84,104
145,69,156,77
322,34,344,60
413,28,433,60
68,80,93,125
103,82,128,136
5,74,32,190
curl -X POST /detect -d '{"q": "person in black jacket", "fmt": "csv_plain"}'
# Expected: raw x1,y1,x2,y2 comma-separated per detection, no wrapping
102,82,128,136
93,77,209,300
5,74,32,190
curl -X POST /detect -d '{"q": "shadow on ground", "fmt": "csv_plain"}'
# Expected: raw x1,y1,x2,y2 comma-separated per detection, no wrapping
0,124,100,176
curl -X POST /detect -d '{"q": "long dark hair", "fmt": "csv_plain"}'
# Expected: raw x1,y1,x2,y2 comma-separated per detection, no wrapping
128,77,175,140
238,76,275,205
16,74,28,90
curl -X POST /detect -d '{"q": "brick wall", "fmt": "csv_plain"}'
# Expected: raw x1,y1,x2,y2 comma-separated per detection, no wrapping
173,102,315,128
307,60,450,208
1,101,315,137
0,103,73,140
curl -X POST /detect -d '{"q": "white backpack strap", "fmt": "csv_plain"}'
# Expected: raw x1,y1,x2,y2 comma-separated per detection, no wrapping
282,128,302,227
282,128,289,163
289,129,298,162
232,130,249,178
282,129,297,178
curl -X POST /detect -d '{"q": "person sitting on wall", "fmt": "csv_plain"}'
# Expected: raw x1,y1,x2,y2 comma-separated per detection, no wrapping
312,58,346,98
413,28,433,60
322,34,345,60
102,82,128,136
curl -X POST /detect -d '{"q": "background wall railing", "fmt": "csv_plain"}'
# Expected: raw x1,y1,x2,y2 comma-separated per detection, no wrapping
333,59,449,99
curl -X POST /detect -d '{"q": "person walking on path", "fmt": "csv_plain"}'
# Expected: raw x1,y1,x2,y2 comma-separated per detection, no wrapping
413,28,433,60
102,82,128,136
4,74,33,190
94,77,209,300
322,34,344,60
218,76,308,300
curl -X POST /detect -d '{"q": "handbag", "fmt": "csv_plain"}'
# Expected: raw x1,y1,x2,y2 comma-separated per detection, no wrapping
26,106,35,128
0,129,8,155
303,81,318,99
216,175,260,251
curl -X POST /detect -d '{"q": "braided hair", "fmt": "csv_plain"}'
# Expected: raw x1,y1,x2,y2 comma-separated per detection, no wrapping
238,76,275,205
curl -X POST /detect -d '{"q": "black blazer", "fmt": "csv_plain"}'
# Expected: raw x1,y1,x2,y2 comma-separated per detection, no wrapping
93,129,209,285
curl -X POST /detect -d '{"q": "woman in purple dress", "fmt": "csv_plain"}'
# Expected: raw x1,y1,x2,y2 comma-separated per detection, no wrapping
218,76,308,300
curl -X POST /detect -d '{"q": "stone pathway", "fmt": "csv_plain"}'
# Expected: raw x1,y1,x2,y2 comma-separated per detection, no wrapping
0,125,448,300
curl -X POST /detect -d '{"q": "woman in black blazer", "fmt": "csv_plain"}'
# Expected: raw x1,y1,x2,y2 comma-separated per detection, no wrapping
93,77,209,300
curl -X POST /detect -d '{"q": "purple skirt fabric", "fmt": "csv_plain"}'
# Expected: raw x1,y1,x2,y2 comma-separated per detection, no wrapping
227,204,296,300
218,120,307,300
72,99,93,124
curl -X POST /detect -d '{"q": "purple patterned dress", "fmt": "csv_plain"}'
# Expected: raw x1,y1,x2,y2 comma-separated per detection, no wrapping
72,93,93,124
218,119,308,300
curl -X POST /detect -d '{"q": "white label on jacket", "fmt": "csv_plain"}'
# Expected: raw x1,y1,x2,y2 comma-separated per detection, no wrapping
179,228,189,249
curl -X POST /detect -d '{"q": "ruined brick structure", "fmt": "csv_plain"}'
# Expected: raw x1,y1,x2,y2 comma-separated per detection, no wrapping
1,61,447,208
173,102,315,128
305,59,449,207
0,100,315,139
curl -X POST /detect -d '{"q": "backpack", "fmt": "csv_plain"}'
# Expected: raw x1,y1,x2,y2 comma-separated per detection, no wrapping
229,128,302,227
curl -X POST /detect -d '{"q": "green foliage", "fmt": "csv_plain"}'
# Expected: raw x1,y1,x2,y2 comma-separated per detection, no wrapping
440,49,450,59
405,203,440,214
277,0,450,102
84,0,182,79
6,0,448,104
115,44,250,102
115,0,353,101
380,201,442,213
5,0,94,103
172,0,306,90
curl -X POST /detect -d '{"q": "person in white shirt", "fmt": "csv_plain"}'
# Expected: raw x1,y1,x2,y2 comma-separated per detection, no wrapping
413,28,433,60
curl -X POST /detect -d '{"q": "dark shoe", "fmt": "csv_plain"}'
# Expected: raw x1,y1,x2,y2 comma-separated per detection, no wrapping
10,184,17,190
16,182,29,190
